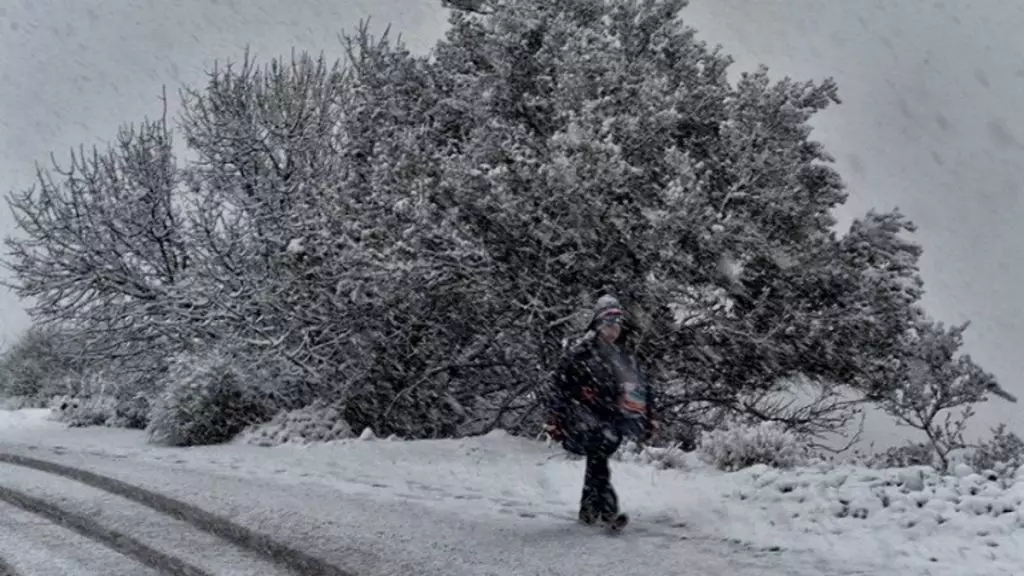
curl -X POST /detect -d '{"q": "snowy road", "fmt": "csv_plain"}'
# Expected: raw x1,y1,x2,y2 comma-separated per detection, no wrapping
0,439,852,576
0,499,159,576
12,411,993,575
0,457,307,576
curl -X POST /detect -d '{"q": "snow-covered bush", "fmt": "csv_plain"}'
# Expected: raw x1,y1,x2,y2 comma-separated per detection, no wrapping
614,440,695,469
102,366,167,430
240,401,354,447
698,422,807,471
0,327,81,401
44,363,162,430
50,394,117,428
967,424,1024,475
146,351,272,447
48,370,122,427
109,391,152,430
869,442,935,469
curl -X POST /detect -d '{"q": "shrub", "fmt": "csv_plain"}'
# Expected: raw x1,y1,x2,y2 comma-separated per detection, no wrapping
103,367,167,430
967,424,1024,475
698,422,806,471
146,350,272,446
48,371,120,427
613,440,694,470
0,327,80,400
50,394,117,427
868,442,935,469
109,392,152,430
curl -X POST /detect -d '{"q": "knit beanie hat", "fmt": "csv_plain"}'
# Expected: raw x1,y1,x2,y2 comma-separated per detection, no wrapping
591,294,625,328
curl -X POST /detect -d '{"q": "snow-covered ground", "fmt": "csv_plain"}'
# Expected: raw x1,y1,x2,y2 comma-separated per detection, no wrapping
0,460,295,576
0,499,159,576
1,408,1021,576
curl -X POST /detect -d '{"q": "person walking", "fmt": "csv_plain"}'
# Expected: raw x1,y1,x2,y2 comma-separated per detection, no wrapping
544,295,659,529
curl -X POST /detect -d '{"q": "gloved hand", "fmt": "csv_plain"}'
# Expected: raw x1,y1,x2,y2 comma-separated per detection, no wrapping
544,420,566,442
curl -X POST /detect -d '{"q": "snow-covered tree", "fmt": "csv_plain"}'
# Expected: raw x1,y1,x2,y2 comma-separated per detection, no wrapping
422,0,949,439
440,0,491,14
177,48,356,403
4,0,1011,446
3,103,191,381
0,326,80,400
176,32,500,435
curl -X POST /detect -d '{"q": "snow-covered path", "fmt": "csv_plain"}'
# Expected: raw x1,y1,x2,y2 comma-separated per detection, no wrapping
0,460,296,576
0,411,846,576
0,499,158,576
0,443,834,576
2,409,1020,575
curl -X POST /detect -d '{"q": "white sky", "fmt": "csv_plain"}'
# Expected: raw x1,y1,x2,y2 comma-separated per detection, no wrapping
1,0,1021,441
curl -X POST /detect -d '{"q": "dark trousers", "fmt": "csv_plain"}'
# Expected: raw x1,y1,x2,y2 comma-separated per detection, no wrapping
580,452,618,522
562,406,637,523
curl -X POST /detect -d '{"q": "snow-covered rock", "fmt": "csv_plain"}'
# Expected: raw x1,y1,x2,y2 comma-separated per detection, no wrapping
954,463,975,478
898,468,926,492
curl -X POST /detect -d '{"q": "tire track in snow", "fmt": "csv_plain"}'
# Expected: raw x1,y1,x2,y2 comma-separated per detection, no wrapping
0,483,209,576
0,452,355,576
0,499,158,576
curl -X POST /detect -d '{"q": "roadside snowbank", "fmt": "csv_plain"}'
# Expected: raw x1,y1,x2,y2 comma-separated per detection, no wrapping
696,458,1024,572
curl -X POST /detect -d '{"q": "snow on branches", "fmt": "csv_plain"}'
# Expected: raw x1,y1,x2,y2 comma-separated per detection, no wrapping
1,0,1013,445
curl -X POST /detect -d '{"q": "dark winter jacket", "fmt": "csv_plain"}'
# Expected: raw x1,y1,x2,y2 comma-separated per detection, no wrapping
545,333,658,455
